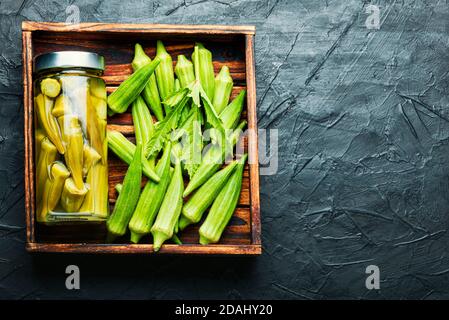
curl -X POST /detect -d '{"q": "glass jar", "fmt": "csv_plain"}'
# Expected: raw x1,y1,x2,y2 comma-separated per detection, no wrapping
33,51,108,223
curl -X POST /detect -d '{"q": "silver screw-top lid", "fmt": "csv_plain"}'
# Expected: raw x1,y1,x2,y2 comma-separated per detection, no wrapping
34,51,105,73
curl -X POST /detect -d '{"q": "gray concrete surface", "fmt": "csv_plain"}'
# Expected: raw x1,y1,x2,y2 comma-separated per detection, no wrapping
1,0,449,299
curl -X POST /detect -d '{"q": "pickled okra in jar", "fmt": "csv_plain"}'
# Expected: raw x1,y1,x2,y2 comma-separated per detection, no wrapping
33,51,108,222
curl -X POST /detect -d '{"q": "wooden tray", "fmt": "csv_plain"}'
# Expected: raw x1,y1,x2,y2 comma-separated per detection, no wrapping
22,22,260,255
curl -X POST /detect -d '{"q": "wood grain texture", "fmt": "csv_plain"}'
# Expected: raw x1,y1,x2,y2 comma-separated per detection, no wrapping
22,22,256,35
26,243,261,255
246,35,261,245
22,31,35,244
23,22,259,255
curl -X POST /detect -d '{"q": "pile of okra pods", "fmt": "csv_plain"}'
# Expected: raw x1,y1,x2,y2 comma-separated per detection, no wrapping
106,41,247,250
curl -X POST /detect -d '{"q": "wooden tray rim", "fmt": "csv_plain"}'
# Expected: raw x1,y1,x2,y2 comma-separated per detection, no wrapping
22,21,260,255
22,21,256,35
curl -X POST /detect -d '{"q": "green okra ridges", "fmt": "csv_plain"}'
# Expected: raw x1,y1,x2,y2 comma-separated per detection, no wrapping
107,144,143,240
36,138,58,202
199,154,247,245
37,162,70,222
35,93,65,154
175,55,195,88
213,66,233,115
179,159,239,231
219,89,246,130
151,160,184,251
132,95,154,148
192,43,215,101
60,178,88,212
183,120,246,197
107,57,161,114
132,43,164,121
64,117,84,190
129,142,172,244
155,40,175,112
107,130,160,182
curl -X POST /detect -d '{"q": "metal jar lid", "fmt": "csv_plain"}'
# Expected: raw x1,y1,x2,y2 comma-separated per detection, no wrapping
34,51,105,73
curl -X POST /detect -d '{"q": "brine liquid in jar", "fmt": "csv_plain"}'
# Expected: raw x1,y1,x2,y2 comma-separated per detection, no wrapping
33,51,108,222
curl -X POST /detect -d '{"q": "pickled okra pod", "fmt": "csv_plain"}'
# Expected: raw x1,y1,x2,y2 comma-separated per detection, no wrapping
64,117,84,190
129,142,172,243
175,55,195,88
36,138,58,201
107,130,160,182
212,66,233,115
89,77,107,100
155,40,175,110
37,162,70,222
179,159,239,231
83,144,101,177
199,154,247,244
79,162,109,217
86,94,107,164
151,160,184,251
35,93,65,154
35,128,45,158
107,58,161,114
107,145,143,240
40,78,61,98
132,43,164,121
60,178,88,212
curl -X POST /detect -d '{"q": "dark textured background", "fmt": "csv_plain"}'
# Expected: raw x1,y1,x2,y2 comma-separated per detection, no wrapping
1,0,449,299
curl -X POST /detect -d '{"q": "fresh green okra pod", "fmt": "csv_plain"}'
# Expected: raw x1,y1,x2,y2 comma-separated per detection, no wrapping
132,43,164,121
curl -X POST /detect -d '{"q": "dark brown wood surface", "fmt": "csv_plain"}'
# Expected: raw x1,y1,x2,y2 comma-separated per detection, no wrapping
22,22,260,255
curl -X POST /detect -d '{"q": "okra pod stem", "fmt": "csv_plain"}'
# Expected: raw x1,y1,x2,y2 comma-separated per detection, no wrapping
107,145,143,240
40,78,61,98
199,154,247,244
213,66,233,115
52,94,72,119
129,142,172,243
179,159,239,231
132,43,164,121
155,41,175,111
83,144,101,177
151,160,184,251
